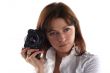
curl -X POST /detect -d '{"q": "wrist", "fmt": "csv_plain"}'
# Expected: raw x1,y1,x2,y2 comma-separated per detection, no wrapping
35,65,44,73
38,67,44,73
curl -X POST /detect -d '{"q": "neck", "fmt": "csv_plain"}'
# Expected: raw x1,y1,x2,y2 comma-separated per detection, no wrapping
55,53,62,63
56,52,67,58
56,49,72,58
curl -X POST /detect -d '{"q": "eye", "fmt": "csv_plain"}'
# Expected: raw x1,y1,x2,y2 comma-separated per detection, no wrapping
48,31,58,36
64,28,71,32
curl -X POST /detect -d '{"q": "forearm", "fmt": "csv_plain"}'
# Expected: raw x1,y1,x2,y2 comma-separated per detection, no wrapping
35,66,44,73
38,68,43,73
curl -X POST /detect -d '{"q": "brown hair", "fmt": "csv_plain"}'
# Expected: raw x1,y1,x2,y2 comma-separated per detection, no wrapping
37,2,86,55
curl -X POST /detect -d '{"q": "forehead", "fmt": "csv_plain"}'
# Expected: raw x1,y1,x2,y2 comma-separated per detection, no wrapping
48,18,69,30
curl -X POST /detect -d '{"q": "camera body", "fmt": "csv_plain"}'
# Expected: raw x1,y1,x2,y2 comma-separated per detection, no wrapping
24,29,46,59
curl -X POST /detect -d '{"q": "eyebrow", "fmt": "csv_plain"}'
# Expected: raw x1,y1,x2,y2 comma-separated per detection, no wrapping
46,29,56,33
46,25,72,33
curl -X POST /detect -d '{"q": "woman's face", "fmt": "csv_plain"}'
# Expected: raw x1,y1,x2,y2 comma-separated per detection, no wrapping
46,18,75,54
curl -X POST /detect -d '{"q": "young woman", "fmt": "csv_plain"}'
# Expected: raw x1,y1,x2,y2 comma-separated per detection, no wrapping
21,2,98,73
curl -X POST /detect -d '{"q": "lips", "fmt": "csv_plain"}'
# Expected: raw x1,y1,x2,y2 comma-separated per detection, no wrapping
59,44,68,47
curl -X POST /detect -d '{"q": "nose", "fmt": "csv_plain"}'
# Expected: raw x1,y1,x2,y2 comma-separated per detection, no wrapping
57,33,66,42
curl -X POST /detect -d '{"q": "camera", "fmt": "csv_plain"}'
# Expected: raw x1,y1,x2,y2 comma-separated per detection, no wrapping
24,29,46,59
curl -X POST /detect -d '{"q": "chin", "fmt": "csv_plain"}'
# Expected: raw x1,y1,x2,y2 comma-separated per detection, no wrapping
58,47,71,53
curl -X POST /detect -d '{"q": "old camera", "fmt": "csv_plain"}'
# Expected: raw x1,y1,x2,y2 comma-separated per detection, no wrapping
24,29,46,59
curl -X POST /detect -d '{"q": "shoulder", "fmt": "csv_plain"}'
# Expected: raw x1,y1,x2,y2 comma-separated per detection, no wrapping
80,52,98,62
79,52,99,67
78,52,99,73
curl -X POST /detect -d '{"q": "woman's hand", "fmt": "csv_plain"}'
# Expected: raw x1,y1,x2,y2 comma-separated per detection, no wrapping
21,48,45,71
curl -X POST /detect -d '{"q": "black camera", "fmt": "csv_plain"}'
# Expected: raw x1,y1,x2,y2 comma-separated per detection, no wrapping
24,29,46,59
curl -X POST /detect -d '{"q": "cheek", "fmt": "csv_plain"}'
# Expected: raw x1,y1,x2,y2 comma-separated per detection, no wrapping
47,37,57,45
67,32,75,41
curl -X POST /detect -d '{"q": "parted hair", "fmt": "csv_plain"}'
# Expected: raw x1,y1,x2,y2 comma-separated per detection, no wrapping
37,2,86,56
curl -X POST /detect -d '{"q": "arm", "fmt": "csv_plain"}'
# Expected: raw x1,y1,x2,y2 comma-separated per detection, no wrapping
21,48,45,73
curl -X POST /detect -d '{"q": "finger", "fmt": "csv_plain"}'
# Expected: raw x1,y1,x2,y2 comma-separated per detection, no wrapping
40,58,46,63
26,51,40,63
26,51,45,64
26,49,39,57
27,51,43,59
21,48,29,58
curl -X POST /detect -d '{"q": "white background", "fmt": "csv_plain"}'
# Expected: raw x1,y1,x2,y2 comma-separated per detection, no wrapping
0,0,110,73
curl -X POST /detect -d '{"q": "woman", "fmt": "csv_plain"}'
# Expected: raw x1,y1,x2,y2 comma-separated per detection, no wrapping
21,2,98,73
